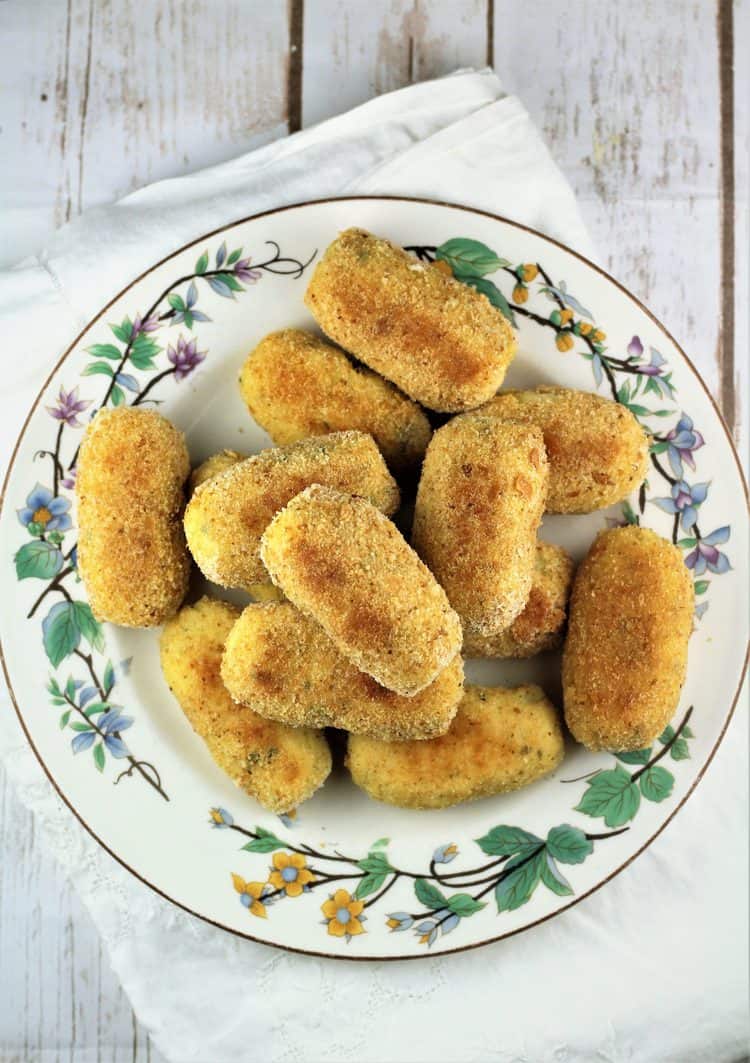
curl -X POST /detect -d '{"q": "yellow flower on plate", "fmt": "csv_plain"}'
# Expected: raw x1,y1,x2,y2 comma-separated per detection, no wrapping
231,873,268,918
556,333,575,352
512,283,529,304
268,852,316,897
321,889,365,938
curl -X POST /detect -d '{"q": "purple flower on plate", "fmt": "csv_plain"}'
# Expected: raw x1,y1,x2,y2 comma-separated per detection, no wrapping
664,413,705,477
234,258,262,284
132,312,161,336
652,480,708,531
685,527,731,576
61,466,77,490
167,335,206,380
17,483,72,534
627,335,644,360
639,348,666,377
46,386,91,428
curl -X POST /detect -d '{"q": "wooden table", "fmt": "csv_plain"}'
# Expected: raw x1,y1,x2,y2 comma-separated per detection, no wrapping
0,1,746,1059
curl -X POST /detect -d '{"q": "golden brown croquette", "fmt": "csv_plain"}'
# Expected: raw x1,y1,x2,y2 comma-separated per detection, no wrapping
412,415,548,637
463,542,574,658
346,684,564,809
221,602,464,740
563,525,694,751
239,329,432,473
304,228,517,413
189,449,245,493
260,485,463,696
160,597,330,813
76,407,190,627
184,431,399,593
477,387,649,513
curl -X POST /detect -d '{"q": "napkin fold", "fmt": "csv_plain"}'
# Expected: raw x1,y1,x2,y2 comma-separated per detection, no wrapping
0,69,746,1063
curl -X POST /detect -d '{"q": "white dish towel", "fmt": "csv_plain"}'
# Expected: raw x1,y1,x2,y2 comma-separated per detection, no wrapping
0,69,746,1063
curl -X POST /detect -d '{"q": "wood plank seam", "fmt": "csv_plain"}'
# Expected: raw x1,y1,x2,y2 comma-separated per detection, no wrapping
717,0,736,434
288,0,304,133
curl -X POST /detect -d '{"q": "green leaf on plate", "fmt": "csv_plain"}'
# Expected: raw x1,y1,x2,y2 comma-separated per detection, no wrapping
693,580,709,595
110,384,125,406
575,764,641,827
639,765,674,802
14,540,63,580
110,318,133,343
546,824,593,865
93,742,106,772
82,361,115,378
494,850,544,912
435,238,510,276
167,293,185,311
42,600,81,667
70,722,93,732
357,851,393,875
195,251,209,275
659,725,675,744
354,872,387,900
73,602,105,652
475,824,542,857
615,748,652,765
670,738,690,761
414,878,447,911
540,853,574,897
86,343,122,361
59,710,71,729
240,827,285,853
446,893,486,917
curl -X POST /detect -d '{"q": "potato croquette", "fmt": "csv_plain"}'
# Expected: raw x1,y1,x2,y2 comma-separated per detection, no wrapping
76,408,190,627
189,449,245,493
184,431,399,593
412,416,548,637
260,485,463,696
304,228,517,412
160,598,330,813
463,542,574,658
239,329,432,473
346,684,564,809
563,526,694,751
222,602,464,740
478,387,649,513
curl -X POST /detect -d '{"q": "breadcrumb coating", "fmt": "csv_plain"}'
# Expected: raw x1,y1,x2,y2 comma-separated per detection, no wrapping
189,449,245,493
412,415,548,636
304,228,517,412
160,597,330,813
239,329,432,473
346,684,564,809
563,526,694,751
260,485,463,696
463,542,574,658
76,407,190,627
478,387,649,513
221,602,464,740
184,431,399,592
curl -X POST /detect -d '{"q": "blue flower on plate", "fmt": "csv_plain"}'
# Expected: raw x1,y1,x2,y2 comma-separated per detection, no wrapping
664,413,705,478
652,480,708,531
685,527,731,576
209,807,234,829
17,483,72,535
432,843,458,864
386,912,413,932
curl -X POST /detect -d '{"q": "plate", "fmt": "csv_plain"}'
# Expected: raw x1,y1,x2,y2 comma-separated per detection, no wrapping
1,197,747,959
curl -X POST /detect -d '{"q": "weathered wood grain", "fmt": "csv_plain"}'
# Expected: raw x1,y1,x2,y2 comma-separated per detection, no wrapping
492,0,725,409
301,0,488,127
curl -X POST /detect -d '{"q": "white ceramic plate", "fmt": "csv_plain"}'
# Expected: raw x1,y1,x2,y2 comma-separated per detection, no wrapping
1,197,747,959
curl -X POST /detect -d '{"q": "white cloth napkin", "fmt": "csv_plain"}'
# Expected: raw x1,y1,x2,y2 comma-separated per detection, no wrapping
0,69,747,1063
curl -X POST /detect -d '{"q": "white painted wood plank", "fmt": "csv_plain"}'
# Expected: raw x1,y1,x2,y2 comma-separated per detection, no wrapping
0,0,292,270
492,0,723,402
302,0,488,127
732,0,748,451
0,765,166,1063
